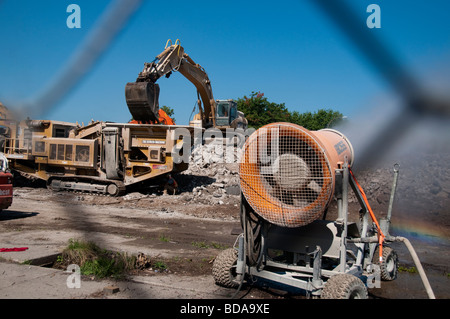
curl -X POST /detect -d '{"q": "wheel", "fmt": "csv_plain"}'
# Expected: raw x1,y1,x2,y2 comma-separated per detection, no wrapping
241,205,264,267
47,179,61,192
321,274,368,299
106,183,119,196
212,248,239,288
376,246,398,281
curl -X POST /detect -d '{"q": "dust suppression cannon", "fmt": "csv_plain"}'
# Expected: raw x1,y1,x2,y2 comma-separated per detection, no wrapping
239,123,353,228
213,122,436,299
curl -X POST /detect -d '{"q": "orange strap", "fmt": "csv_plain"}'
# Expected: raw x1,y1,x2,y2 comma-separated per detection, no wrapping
349,168,385,262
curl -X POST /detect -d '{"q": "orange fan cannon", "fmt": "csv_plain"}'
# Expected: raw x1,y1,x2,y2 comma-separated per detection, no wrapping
213,122,435,298
239,122,354,228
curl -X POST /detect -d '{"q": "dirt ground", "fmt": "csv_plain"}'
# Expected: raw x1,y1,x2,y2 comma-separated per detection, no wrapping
1,180,449,299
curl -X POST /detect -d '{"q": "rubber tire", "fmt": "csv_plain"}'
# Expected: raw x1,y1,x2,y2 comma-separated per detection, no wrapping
212,248,239,288
321,274,368,299
377,246,398,281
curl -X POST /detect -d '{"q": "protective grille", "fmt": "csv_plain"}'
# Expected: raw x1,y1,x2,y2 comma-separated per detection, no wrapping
239,123,333,228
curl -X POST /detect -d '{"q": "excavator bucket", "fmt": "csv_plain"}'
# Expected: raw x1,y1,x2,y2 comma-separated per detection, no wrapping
125,82,160,123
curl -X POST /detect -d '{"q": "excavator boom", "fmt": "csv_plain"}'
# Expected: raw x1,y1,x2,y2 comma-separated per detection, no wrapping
126,42,216,127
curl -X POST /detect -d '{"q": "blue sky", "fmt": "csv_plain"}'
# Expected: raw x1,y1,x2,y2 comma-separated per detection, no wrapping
1,0,449,125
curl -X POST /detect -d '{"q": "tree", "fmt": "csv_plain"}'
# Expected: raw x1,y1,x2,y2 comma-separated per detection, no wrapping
236,91,291,129
289,109,343,130
237,91,343,130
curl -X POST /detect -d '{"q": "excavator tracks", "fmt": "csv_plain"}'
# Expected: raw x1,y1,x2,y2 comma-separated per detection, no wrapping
47,177,126,197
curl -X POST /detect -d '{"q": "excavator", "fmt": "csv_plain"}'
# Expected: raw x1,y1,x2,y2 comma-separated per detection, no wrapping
125,39,247,130
0,41,246,196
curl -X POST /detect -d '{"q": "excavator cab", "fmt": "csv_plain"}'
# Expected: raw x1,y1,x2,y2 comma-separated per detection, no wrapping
215,100,248,130
215,100,237,127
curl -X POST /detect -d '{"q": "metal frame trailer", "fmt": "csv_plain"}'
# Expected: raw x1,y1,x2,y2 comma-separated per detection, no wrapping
213,163,435,299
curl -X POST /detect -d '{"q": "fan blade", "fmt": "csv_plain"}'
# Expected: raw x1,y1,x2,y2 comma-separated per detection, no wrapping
308,180,322,194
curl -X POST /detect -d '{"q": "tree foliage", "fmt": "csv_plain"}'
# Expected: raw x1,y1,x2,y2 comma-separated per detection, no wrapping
289,109,344,131
236,91,343,130
236,92,290,129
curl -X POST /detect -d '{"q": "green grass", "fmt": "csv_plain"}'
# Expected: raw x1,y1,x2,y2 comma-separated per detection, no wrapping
191,241,209,249
55,238,224,279
159,234,170,242
398,265,418,274
191,241,228,249
57,239,136,279
153,260,167,271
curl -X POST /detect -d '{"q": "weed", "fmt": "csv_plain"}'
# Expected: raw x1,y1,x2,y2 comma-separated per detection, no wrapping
192,241,209,248
57,238,135,279
398,265,418,274
191,241,227,249
211,242,227,249
153,260,167,271
159,234,170,242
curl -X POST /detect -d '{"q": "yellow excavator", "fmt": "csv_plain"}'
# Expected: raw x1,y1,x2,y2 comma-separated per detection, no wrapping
0,41,246,196
125,39,248,130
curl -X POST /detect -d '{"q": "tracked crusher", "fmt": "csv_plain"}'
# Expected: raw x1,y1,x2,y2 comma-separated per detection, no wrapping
0,41,249,195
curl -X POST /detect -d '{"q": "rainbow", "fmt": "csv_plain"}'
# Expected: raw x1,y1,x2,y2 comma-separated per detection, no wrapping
390,216,450,245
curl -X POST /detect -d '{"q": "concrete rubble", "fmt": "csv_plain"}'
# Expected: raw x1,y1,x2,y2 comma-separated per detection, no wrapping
176,143,242,206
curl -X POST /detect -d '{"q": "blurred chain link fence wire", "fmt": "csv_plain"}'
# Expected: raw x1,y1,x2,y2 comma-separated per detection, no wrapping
7,0,144,120
310,0,450,168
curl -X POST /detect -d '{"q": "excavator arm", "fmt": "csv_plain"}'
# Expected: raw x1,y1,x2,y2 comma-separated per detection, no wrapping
125,41,216,127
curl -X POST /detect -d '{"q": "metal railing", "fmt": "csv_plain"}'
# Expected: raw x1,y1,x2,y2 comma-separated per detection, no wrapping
1,138,33,158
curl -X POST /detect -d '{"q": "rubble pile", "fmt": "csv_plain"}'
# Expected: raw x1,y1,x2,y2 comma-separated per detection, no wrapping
351,150,450,218
176,143,241,206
